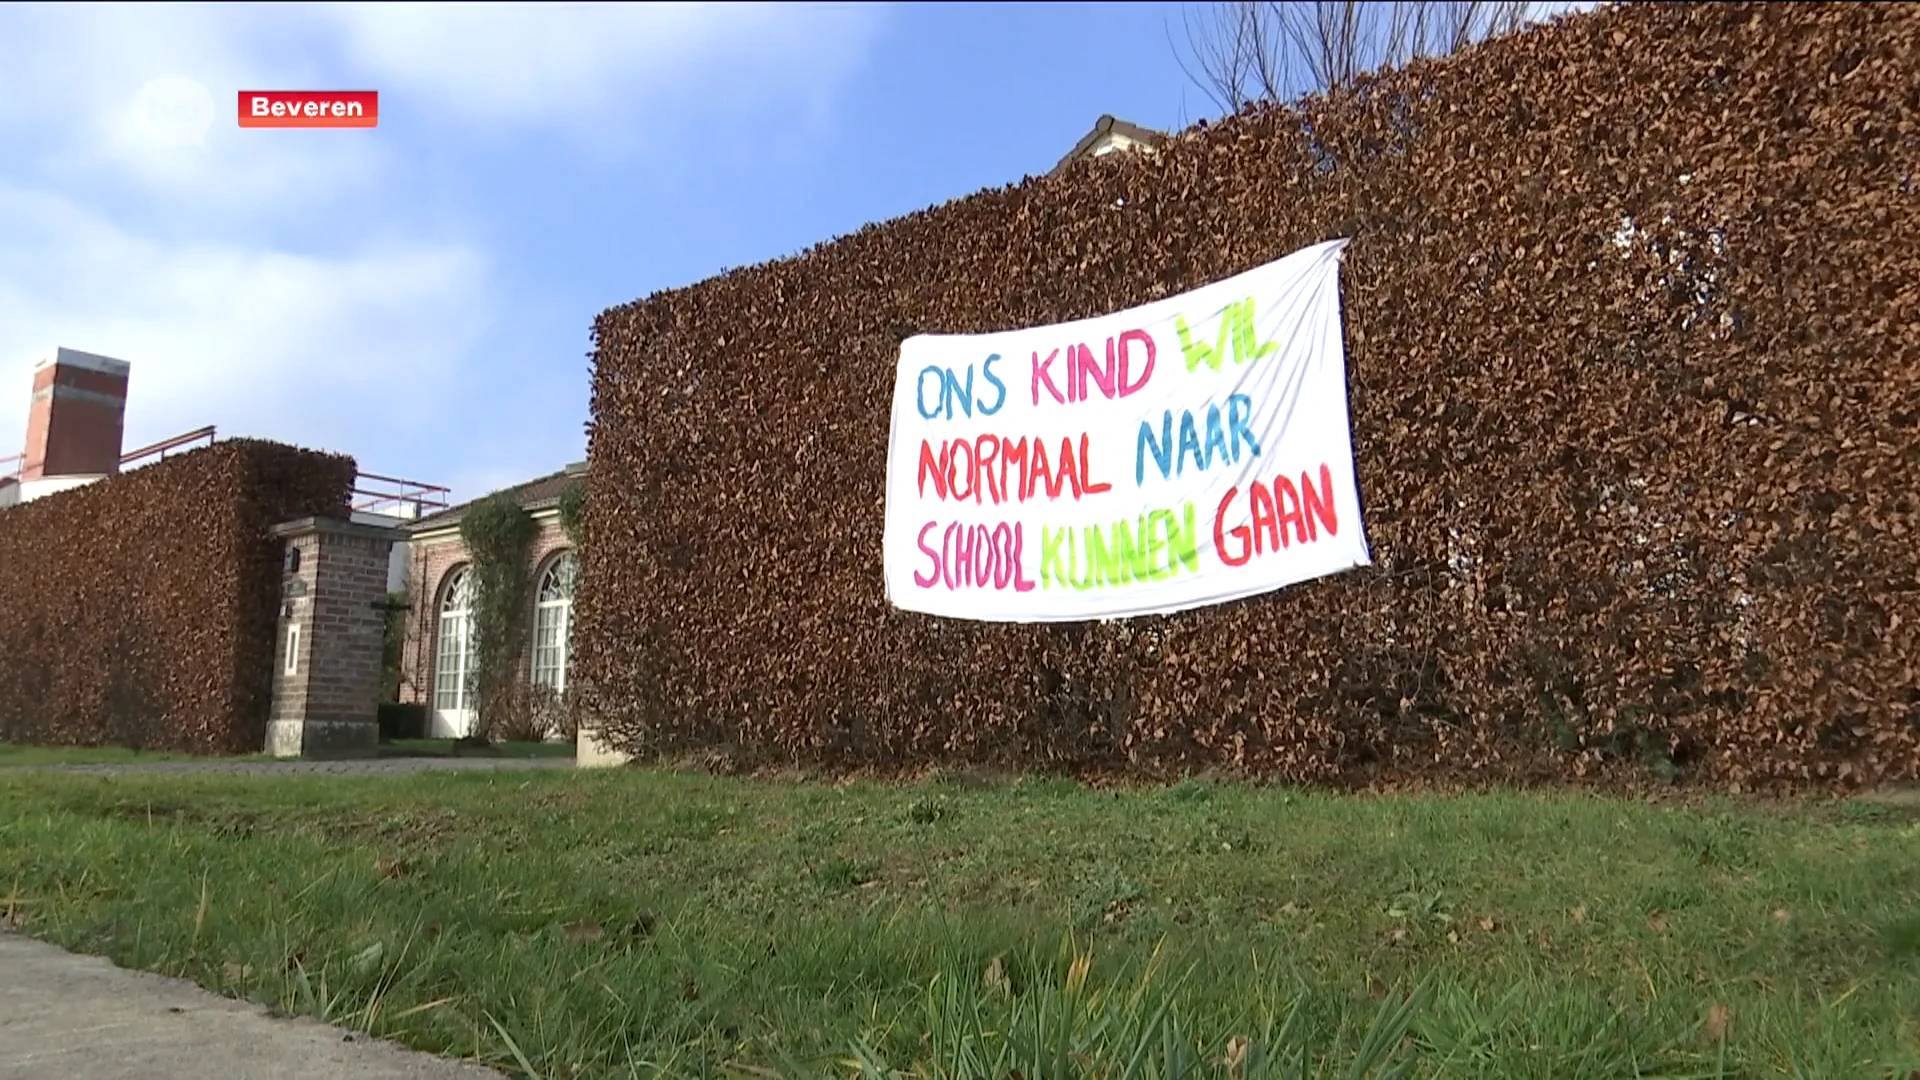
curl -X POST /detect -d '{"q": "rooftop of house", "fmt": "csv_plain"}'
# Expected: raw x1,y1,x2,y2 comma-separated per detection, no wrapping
1050,114,1169,176
408,459,587,535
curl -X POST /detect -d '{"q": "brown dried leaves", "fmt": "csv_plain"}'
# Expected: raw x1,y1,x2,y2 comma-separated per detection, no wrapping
577,1,1919,789
0,441,355,753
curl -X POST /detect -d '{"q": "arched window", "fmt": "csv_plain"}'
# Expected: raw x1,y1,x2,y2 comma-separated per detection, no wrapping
531,550,577,693
433,566,475,712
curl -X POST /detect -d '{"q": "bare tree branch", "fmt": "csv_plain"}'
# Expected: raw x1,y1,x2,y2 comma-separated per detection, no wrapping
1174,0,1538,112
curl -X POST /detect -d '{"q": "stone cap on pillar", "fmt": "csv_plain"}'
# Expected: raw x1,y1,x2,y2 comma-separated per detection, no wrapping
271,515,408,542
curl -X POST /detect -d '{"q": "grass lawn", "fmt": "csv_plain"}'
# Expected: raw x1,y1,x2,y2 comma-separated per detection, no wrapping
0,742,262,766
0,769,1915,1079
0,738,573,767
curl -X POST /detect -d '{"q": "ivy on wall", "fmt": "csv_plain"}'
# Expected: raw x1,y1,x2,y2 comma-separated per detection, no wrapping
558,480,586,551
379,589,408,702
459,493,536,742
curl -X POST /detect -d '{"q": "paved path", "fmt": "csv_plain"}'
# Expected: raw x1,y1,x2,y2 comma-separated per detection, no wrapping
0,756,575,777
0,933,503,1079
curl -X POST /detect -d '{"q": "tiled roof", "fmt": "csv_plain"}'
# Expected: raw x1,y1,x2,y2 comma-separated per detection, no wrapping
408,461,585,534
1051,114,1168,175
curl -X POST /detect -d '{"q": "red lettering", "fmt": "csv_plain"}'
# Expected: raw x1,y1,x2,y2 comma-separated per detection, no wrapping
1274,475,1307,547
916,441,950,499
1000,437,1027,503
949,439,975,502
1213,486,1252,567
974,435,1001,503
1025,440,1053,501
1196,467,1337,575
918,431,1111,504
1248,479,1278,555
1054,436,1082,499
1300,463,1339,540
1079,433,1112,495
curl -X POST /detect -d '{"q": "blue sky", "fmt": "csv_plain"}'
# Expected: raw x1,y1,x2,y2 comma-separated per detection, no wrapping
0,2,1581,504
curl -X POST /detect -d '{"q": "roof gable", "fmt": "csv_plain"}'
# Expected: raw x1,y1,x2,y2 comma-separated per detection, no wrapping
407,460,586,535
1051,114,1168,175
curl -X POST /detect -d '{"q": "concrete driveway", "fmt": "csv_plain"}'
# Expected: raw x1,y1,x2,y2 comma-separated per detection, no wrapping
0,934,504,1079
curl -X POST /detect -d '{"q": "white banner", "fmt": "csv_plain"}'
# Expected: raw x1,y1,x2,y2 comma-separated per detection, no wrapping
883,238,1370,622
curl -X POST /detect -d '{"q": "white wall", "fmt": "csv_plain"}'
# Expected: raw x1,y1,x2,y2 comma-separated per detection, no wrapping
17,474,105,502
348,508,414,593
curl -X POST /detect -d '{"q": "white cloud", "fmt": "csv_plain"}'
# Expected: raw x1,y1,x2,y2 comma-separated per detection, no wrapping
0,185,490,461
0,1,884,480
316,2,886,138
0,5,382,215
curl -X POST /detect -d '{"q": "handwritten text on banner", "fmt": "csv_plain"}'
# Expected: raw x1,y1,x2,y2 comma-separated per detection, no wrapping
882,238,1370,622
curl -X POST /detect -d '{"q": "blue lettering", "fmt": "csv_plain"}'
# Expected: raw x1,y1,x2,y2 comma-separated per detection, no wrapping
941,366,975,419
1138,396,1266,483
979,353,1007,416
916,367,945,420
1203,402,1229,468
1137,412,1174,483
1228,393,1262,460
1177,409,1204,474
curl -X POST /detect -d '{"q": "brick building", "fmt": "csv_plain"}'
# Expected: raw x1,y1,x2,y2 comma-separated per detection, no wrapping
2,346,625,762
396,461,586,738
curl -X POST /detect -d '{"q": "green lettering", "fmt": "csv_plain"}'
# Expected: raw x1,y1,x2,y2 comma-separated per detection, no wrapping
1176,299,1278,375
1174,311,1230,373
1067,526,1098,591
1233,298,1280,366
1110,516,1148,586
1165,502,1200,575
1035,508,1198,591
1081,525,1111,590
1145,510,1171,580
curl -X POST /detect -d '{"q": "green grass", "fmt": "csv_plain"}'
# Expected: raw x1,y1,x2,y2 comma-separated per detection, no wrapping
381,738,576,760
0,769,1916,1079
0,742,265,766
0,738,574,767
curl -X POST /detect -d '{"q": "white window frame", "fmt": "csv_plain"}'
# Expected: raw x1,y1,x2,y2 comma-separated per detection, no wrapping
531,550,577,694
434,566,475,715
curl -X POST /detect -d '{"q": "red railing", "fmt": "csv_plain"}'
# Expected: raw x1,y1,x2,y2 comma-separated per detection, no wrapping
352,470,451,519
4,433,448,521
120,426,217,469
2,427,218,482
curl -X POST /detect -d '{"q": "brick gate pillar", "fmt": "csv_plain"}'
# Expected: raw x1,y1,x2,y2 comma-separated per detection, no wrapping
265,517,405,758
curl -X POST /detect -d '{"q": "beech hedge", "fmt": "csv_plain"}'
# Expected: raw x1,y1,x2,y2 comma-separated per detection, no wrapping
576,2,1918,790
0,440,356,754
